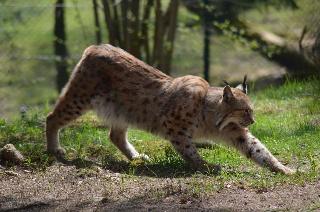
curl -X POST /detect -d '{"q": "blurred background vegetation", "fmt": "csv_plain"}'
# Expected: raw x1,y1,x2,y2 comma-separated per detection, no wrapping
0,0,319,119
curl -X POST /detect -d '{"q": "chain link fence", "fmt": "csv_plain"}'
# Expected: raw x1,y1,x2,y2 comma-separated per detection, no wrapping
0,0,307,118
0,1,102,118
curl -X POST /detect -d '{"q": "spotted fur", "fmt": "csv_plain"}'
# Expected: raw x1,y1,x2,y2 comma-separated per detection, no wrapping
46,44,294,174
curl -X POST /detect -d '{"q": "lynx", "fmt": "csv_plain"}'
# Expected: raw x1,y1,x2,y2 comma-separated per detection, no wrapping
46,44,294,174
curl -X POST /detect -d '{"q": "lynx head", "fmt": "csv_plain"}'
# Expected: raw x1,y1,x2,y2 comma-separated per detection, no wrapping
216,75,255,130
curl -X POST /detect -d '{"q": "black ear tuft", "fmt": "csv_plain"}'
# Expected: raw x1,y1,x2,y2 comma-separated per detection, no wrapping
236,75,248,94
242,75,248,94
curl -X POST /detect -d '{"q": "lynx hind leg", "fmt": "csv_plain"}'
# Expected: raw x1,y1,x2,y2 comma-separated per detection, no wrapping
46,91,90,159
109,127,149,161
222,124,295,175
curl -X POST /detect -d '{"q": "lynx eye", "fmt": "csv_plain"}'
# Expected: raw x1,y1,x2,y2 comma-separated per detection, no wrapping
244,109,250,114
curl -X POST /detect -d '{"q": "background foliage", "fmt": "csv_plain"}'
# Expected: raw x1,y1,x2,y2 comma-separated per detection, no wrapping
0,0,319,119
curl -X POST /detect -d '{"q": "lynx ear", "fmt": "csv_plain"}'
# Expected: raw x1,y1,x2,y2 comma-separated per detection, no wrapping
236,75,248,94
223,85,234,102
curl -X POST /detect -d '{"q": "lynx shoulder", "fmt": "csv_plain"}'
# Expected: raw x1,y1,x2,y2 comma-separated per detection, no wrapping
46,44,295,175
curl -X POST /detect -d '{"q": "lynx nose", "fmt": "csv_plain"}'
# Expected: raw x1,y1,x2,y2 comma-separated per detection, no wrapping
250,118,255,124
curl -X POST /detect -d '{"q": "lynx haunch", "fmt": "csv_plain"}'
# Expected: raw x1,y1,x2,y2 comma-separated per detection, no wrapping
46,44,294,175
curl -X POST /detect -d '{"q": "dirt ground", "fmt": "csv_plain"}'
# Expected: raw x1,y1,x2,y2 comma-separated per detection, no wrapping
0,164,319,212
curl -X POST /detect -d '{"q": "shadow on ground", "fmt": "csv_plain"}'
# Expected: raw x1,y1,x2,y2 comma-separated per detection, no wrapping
57,154,222,178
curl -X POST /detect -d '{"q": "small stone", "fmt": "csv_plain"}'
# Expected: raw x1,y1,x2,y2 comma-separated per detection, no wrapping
4,170,20,176
93,196,105,202
0,144,25,165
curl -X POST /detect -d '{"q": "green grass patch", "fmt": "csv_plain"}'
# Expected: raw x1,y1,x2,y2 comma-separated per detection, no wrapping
0,78,319,189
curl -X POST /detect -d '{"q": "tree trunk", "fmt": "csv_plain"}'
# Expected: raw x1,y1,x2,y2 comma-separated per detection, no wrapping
93,0,102,44
111,1,122,47
152,0,165,68
161,0,179,73
54,0,69,92
120,0,129,48
101,0,117,45
141,0,153,64
203,0,210,83
128,0,141,58
101,0,179,75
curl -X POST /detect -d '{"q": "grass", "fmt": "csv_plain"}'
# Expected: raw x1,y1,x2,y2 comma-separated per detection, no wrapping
0,77,319,191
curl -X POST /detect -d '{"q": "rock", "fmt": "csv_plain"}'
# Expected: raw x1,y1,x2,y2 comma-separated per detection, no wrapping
4,170,20,177
0,144,25,165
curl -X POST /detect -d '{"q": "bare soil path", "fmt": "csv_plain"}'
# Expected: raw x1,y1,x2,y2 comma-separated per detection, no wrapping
0,165,319,211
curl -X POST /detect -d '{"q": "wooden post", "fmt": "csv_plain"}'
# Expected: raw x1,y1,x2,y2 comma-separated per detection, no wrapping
203,0,210,83
54,0,69,92
93,0,102,44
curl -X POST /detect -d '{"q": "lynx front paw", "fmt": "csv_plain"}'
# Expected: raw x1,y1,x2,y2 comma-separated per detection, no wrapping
280,166,296,175
132,153,150,161
47,147,66,159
